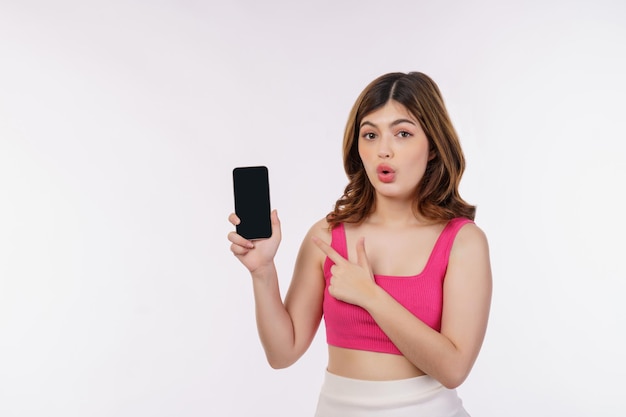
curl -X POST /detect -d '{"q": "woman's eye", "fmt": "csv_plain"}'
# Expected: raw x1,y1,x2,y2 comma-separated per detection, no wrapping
398,131,412,138
362,132,376,140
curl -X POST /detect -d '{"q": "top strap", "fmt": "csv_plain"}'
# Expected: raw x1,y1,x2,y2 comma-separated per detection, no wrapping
428,217,474,275
330,223,348,258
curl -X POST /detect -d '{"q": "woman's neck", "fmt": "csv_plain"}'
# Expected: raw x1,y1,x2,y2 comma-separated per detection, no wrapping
366,196,429,227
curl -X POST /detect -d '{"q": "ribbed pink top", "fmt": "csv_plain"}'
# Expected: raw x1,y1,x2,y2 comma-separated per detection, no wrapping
322,217,473,355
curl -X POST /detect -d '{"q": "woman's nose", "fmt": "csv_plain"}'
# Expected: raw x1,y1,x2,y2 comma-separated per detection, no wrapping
377,136,393,158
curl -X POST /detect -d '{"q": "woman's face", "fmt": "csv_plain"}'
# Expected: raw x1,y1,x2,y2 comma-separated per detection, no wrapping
357,100,431,201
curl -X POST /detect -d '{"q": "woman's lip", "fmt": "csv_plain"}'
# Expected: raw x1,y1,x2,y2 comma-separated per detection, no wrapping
376,164,396,183
378,171,395,183
377,164,395,174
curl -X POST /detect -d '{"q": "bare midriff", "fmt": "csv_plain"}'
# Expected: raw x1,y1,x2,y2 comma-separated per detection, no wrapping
327,345,426,381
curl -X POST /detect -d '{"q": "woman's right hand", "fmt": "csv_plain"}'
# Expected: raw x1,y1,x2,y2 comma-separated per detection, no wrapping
227,210,282,274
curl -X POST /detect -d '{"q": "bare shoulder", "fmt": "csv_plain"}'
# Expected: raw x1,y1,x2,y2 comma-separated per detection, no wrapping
305,217,333,244
452,222,490,257
447,221,492,287
447,222,491,283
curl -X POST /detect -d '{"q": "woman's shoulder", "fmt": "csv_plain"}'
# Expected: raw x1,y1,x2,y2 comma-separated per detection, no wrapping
305,216,333,244
450,219,489,259
296,217,334,269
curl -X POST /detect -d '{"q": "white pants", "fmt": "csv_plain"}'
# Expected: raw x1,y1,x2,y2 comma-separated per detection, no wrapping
314,371,470,417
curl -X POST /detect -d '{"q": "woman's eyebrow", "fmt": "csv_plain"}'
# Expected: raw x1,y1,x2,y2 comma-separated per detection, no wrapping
390,118,417,127
360,118,417,129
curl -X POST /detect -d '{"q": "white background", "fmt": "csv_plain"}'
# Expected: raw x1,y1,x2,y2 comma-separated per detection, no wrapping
1,1,625,416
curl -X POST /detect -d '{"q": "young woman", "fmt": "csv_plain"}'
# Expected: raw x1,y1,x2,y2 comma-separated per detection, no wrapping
227,72,492,417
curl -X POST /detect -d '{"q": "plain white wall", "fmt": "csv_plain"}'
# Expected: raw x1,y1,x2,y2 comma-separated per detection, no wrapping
1,1,625,416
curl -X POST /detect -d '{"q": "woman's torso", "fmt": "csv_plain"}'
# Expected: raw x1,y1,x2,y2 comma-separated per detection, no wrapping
321,219,450,381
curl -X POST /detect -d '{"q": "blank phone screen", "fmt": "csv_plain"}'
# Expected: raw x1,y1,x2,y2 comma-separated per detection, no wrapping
232,166,272,239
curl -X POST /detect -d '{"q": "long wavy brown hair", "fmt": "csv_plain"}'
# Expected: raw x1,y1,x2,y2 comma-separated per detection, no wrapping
326,72,476,228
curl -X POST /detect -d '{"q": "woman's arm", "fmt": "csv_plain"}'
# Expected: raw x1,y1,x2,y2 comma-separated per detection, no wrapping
228,212,327,368
314,223,492,388
368,224,491,388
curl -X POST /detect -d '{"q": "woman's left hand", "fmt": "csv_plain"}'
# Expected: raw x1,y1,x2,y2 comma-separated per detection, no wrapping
312,236,379,308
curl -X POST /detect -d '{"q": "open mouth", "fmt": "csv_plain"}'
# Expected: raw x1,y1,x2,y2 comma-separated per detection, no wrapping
377,164,394,174
377,164,395,183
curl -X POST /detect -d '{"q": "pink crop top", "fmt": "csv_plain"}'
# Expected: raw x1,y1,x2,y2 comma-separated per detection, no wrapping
322,217,473,355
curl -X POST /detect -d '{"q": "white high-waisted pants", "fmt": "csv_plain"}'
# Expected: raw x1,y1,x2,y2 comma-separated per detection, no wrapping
314,371,470,417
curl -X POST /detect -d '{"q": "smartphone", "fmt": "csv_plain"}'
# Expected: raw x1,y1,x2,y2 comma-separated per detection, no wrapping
232,166,272,240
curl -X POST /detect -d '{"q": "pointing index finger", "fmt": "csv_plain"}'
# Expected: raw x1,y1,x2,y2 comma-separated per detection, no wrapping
312,236,345,265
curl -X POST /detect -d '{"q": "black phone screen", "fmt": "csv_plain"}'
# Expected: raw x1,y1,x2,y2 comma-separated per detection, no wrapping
232,166,272,240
